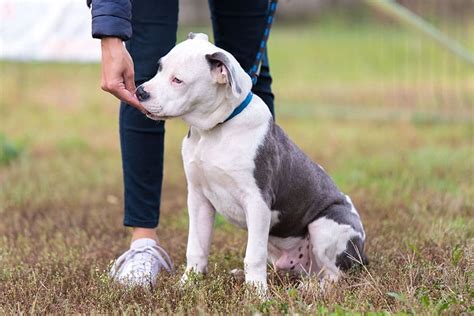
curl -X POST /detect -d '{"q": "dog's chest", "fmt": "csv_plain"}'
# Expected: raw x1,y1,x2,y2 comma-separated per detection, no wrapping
185,142,255,228
182,123,269,229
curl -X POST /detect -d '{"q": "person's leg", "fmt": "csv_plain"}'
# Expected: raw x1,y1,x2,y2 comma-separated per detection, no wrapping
208,0,275,117
120,0,178,240
111,0,178,287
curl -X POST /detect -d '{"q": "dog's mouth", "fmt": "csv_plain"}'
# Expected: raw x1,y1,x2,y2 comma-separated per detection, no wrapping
139,108,160,121
139,105,168,121
145,112,170,121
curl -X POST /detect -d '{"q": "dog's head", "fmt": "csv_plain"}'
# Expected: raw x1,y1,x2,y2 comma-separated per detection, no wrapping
137,33,252,129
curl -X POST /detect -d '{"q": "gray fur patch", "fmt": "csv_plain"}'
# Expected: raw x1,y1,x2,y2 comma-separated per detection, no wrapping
253,120,365,240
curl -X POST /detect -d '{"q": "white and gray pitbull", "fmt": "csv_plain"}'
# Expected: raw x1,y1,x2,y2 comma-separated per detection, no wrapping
137,33,367,291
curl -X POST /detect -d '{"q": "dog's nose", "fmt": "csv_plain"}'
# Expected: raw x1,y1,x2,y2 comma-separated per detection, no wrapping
136,86,150,102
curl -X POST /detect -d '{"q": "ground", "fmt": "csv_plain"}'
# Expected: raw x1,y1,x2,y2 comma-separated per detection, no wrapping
0,20,473,314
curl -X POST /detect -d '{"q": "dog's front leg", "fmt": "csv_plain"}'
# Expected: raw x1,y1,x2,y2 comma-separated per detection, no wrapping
244,199,271,294
181,189,215,283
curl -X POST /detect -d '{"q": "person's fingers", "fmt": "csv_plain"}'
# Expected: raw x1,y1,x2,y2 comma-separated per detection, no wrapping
99,46,147,113
124,69,136,95
113,87,144,110
103,81,147,114
103,80,142,109
122,69,148,112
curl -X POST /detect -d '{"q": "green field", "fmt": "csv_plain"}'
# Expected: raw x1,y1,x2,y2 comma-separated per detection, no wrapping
0,21,473,313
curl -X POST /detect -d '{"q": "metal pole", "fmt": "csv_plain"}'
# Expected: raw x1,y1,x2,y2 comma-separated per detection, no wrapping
364,0,474,66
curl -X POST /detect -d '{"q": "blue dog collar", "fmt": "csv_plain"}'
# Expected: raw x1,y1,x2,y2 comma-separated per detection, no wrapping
223,92,253,123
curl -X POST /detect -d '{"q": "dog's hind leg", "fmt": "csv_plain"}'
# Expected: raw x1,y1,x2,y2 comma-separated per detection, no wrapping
308,202,366,284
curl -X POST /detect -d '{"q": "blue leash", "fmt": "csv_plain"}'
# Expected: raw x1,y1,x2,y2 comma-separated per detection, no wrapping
248,0,278,85
224,0,278,123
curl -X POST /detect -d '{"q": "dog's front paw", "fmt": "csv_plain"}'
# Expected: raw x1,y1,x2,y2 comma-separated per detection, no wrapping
245,278,268,299
180,269,205,288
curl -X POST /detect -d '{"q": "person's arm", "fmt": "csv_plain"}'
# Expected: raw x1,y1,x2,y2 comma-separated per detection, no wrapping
89,0,144,110
91,0,132,41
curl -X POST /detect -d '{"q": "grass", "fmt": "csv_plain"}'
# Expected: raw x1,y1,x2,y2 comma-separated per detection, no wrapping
0,19,473,313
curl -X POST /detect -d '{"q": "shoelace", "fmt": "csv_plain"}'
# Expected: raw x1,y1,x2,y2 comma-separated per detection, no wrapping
110,244,173,279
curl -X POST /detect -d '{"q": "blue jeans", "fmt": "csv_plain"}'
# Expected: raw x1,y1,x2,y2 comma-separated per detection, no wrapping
121,0,274,228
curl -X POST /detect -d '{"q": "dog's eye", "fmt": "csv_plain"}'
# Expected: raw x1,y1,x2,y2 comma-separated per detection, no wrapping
172,77,183,84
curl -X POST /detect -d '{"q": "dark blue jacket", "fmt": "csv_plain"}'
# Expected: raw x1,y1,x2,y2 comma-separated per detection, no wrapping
89,0,132,41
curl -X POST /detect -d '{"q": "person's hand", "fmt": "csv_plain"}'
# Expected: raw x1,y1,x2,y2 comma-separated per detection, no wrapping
100,37,147,113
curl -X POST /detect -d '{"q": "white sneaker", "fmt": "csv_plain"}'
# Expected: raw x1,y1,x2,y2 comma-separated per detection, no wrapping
109,238,173,288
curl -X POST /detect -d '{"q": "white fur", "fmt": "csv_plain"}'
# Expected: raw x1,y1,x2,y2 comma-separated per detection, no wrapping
182,96,272,290
140,36,252,130
139,34,365,293
308,217,362,281
139,34,274,291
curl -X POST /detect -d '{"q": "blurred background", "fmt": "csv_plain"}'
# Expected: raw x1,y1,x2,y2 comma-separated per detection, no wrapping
0,1,472,313
1,0,473,140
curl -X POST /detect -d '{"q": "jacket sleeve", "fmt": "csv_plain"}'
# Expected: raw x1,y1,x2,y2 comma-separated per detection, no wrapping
90,0,132,41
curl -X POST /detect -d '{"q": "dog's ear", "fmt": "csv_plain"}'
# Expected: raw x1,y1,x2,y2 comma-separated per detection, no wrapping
188,32,209,41
205,51,242,97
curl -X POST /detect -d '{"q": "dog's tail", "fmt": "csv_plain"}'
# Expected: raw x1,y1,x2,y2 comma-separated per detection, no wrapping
336,236,368,270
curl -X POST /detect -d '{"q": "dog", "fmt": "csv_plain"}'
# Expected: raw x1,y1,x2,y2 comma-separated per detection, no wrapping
136,32,367,292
